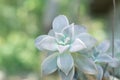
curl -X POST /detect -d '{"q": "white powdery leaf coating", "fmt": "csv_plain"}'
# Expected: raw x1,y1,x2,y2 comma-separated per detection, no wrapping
53,15,69,33
35,35,48,50
62,24,87,39
59,67,74,80
96,65,103,80
78,33,97,48
62,24,74,39
35,35,57,51
109,58,120,68
41,53,58,75
70,38,87,52
96,40,110,53
74,25,87,37
57,53,74,75
48,29,55,36
95,54,113,63
57,45,70,53
74,54,97,74
55,32,65,43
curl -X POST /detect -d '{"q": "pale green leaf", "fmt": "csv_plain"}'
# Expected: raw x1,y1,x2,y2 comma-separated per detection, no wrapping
35,35,57,51
62,24,74,39
41,53,58,75
70,38,86,52
35,35,48,50
78,33,97,48
53,15,69,32
96,65,103,80
48,29,55,36
96,40,110,53
74,25,87,37
95,54,113,63
57,45,70,53
59,67,74,80
74,54,97,74
57,53,74,75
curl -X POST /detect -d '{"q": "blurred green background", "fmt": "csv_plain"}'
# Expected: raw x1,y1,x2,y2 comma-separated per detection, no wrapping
0,0,119,80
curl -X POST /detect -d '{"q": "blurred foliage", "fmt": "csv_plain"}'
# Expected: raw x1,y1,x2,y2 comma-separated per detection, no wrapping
0,0,109,77
0,0,44,75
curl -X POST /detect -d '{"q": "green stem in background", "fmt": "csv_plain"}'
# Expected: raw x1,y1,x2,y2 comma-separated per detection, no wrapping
103,0,116,79
112,0,116,79
112,0,116,59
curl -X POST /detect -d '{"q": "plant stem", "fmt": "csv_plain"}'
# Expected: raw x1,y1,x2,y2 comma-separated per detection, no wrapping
112,0,116,80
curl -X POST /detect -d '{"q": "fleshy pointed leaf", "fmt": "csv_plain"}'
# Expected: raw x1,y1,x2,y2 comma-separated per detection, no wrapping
96,54,119,67
96,40,110,53
41,53,58,75
62,24,87,39
59,67,74,80
55,32,65,43
35,35,48,50
70,38,86,52
109,58,120,68
48,29,55,36
62,24,74,39
57,53,74,75
96,65,103,80
96,54,113,63
57,45,70,53
74,25,87,37
78,33,97,48
35,35,57,51
74,54,97,74
53,15,69,32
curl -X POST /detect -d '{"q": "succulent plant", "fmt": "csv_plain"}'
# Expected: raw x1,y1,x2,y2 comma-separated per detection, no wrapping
35,15,119,80
91,41,117,80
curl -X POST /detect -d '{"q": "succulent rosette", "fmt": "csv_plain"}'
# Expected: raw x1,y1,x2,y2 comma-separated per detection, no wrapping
91,40,119,80
35,15,97,80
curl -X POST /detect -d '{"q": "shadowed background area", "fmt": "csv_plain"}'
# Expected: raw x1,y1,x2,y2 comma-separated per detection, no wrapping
0,0,120,80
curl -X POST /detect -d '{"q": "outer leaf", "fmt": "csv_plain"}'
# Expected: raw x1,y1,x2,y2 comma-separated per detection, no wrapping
35,35,57,51
48,29,55,36
95,54,113,63
41,53,58,75
74,25,87,37
59,67,74,80
78,33,97,49
57,53,74,75
35,35,47,50
74,54,97,74
96,65,103,80
109,58,120,68
70,38,86,52
96,40,110,53
53,15,69,33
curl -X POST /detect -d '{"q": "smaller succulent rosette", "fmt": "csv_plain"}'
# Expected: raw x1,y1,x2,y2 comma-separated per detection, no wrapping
91,40,119,80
